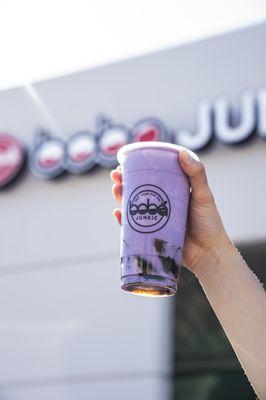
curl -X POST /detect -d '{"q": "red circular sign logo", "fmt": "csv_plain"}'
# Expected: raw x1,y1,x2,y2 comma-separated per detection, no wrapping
131,119,169,143
0,134,25,188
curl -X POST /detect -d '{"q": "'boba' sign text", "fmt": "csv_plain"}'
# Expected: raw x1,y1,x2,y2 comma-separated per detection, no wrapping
0,86,266,189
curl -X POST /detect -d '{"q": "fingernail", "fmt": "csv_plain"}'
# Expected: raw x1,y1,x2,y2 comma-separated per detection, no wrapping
182,149,199,164
182,150,193,163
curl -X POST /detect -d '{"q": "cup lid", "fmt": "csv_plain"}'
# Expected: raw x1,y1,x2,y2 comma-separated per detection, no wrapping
117,141,198,164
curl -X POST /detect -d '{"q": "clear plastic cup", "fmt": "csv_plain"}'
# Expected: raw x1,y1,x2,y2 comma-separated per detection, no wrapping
117,142,194,297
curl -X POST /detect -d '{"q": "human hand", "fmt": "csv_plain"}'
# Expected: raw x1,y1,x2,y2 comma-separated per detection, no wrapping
110,149,231,275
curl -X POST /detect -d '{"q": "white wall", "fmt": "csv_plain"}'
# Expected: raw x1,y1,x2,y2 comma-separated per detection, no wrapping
0,168,172,399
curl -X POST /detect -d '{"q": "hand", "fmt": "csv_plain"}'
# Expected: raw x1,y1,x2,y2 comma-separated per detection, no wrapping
110,149,231,274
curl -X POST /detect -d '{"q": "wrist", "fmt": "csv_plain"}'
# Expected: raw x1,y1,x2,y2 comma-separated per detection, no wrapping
193,234,236,281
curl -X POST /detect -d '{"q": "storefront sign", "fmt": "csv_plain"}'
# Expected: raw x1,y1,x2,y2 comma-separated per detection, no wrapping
0,134,26,188
0,87,265,188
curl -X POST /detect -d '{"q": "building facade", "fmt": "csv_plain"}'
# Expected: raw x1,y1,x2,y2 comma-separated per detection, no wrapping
0,22,265,399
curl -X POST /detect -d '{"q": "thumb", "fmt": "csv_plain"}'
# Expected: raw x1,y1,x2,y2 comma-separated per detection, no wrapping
179,149,214,205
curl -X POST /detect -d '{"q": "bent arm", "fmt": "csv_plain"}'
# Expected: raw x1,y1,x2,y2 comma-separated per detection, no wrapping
195,238,266,399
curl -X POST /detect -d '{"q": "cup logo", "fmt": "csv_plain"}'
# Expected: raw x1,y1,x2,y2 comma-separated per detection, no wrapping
127,184,171,233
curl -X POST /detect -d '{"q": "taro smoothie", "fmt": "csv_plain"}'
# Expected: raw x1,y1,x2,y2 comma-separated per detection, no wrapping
117,142,192,297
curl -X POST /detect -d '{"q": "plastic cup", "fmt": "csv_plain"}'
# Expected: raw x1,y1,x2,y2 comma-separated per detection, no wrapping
117,142,193,297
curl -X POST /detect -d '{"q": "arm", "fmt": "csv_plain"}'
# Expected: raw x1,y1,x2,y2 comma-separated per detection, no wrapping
195,239,266,399
178,149,266,399
111,150,266,399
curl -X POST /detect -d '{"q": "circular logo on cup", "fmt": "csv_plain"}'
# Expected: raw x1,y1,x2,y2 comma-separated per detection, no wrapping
127,184,171,233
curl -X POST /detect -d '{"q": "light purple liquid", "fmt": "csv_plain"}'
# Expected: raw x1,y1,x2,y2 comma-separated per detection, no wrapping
118,143,190,297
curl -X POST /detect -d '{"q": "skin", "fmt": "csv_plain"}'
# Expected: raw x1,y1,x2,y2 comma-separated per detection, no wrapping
111,148,266,399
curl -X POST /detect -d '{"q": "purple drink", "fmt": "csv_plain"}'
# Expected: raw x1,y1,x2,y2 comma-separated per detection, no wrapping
117,142,192,297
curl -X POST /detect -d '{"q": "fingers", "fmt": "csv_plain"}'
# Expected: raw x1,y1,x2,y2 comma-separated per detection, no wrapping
179,149,214,204
111,166,122,203
112,183,122,204
113,208,122,225
110,167,122,184
111,167,122,225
